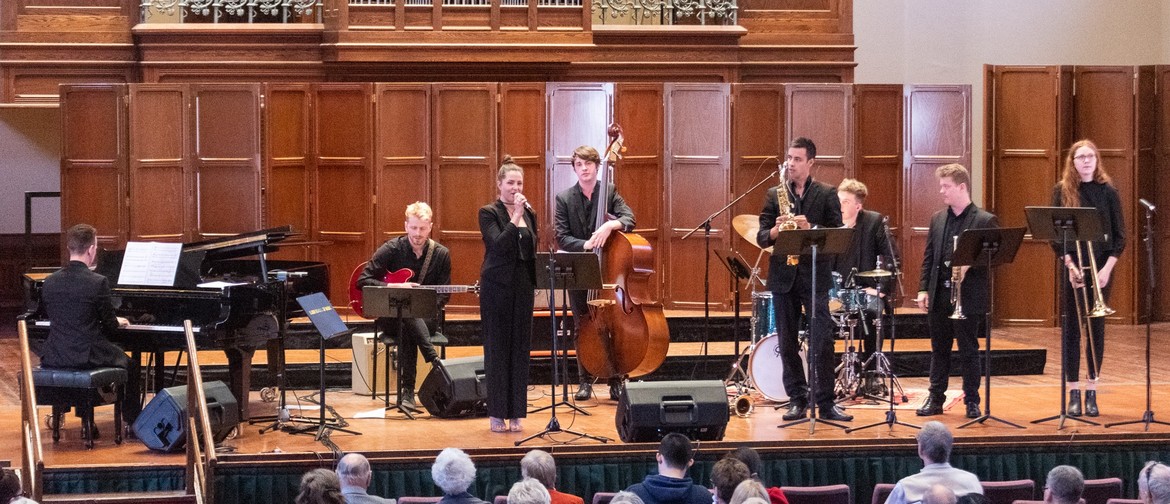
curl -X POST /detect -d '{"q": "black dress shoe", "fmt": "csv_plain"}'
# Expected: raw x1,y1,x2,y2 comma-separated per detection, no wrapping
574,382,593,401
965,402,981,419
1067,389,1082,417
916,395,945,416
1085,390,1099,417
609,382,621,401
819,405,853,422
400,390,417,409
782,401,808,421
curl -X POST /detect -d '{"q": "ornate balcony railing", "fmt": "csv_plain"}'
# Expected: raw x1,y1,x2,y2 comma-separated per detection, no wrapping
593,0,736,25
140,0,324,22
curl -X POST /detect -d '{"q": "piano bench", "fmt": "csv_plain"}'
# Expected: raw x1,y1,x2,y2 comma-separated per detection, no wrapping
33,366,126,449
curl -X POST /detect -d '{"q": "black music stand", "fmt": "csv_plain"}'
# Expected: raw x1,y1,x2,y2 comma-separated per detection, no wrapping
362,286,437,420
293,293,361,448
518,251,610,446
952,227,1026,430
773,227,854,434
1024,207,1105,429
715,248,753,358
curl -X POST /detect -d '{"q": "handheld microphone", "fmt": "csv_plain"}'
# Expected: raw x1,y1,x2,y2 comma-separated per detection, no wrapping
1140,198,1156,213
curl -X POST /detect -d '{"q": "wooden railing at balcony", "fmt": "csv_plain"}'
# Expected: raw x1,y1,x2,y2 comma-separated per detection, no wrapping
183,320,218,504
17,319,45,502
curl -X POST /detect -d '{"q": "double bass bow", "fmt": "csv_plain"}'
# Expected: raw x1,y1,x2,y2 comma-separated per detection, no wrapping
577,124,671,380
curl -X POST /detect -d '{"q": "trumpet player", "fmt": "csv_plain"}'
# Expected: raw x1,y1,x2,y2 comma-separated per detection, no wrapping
757,137,848,422
914,164,999,419
1052,139,1125,417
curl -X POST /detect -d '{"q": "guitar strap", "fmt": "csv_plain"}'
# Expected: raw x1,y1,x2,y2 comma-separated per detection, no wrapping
417,238,436,283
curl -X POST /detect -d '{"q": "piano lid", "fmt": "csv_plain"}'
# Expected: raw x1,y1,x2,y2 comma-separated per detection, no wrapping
184,225,295,261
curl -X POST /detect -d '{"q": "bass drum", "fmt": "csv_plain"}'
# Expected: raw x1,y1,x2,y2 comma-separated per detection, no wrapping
748,333,806,402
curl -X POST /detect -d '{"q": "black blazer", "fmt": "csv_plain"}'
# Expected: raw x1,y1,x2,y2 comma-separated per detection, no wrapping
478,200,538,286
756,179,844,294
834,209,897,278
554,183,636,252
38,261,125,369
919,204,1000,315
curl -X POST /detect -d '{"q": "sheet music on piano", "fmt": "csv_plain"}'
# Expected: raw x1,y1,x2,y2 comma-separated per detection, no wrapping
118,241,183,287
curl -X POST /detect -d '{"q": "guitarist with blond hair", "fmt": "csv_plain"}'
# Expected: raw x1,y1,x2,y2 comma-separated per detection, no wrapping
358,201,451,409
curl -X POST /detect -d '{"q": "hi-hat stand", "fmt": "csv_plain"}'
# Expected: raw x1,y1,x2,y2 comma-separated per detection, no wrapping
847,261,918,433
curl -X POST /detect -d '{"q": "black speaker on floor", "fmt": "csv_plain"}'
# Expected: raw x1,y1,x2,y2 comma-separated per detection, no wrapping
132,380,239,452
616,380,729,443
418,356,487,418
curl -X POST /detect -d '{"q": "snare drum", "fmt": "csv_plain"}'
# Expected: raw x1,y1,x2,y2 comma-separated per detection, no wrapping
750,291,776,343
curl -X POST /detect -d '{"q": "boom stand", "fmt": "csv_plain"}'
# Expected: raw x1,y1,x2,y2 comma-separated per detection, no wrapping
953,227,1027,429
1025,207,1105,429
292,292,361,450
518,251,610,446
774,227,854,434
362,286,437,419
1106,203,1170,430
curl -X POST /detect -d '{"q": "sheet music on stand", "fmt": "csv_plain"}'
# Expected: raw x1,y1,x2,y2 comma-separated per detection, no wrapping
117,241,183,286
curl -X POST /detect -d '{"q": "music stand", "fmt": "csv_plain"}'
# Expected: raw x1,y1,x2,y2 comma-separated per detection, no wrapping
294,293,361,448
362,286,437,419
951,227,1026,429
518,251,610,446
773,227,854,434
715,248,752,358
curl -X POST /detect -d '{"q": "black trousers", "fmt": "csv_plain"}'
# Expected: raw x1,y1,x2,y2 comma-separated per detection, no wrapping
377,317,438,391
1060,279,1110,382
480,274,534,419
926,286,983,404
772,275,836,408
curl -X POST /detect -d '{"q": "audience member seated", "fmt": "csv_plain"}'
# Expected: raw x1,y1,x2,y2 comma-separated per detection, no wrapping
298,468,346,504
625,433,712,504
922,484,956,504
727,447,789,504
434,448,490,504
729,480,769,504
338,453,395,504
509,478,551,504
885,421,982,504
1140,462,1170,504
609,491,645,504
1044,465,1084,504
0,469,37,504
712,458,751,504
521,450,584,504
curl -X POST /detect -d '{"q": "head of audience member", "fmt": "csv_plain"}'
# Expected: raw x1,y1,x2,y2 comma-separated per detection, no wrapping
433,448,478,497
935,164,972,210
784,137,817,185
0,469,23,503
1044,465,1084,504
520,450,559,491
922,484,956,504
404,202,435,251
608,491,646,504
295,468,345,504
337,453,375,492
917,421,954,465
508,478,551,504
1140,461,1170,504
711,458,751,504
66,223,99,267
655,433,695,478
837,178,868,225
726,447,763,481
728,478,768,504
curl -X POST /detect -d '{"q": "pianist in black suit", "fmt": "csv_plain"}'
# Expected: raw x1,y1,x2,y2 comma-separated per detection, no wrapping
478,156,537,433
37,224,133,428
357,201,451,408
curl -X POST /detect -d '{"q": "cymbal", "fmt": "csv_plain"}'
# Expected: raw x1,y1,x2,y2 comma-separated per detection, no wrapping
732,214,772,254
856,268,893,278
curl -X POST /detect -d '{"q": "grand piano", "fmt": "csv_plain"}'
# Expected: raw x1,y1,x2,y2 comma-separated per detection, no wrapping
22,226,329,422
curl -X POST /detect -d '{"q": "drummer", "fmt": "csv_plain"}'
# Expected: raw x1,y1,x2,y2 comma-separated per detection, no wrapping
834,179,898,366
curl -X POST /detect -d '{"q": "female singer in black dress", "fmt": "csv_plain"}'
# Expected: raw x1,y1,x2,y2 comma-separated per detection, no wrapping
1052,139,1125,417
478,156,537,433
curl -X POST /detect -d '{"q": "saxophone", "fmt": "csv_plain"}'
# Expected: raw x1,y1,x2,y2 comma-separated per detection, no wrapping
777,165,800,266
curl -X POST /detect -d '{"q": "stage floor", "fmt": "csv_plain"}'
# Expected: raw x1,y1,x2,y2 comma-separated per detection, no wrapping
3,322,1170,470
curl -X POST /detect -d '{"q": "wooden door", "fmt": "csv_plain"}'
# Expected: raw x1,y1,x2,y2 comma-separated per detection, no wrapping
730,83,785,299
499,82,547,248
264,84,315,261
128,84,189,242
615,83,665,302
190,84,262,240
1155,65,1170,320
60,84,128,250
785,83,853,187
545,81,613,243
374,83,431,248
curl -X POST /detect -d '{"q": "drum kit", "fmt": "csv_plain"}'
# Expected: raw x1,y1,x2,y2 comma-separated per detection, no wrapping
725,215,907,417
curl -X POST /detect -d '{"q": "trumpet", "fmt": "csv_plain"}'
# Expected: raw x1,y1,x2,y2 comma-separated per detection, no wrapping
777,163,800,266
949,235,966,320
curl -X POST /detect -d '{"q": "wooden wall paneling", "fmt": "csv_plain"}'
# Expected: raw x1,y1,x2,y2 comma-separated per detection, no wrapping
784,83,853,188
498,82,547,247
264,83,315,261
1156,66,1170,320
903,84,971,313
374,83,431,248
544,81,613,239
312,83,374,304
663,83,730,309
986,66,1061,326
128,84,189,242
432,83,497,312
1135,66,1156,322
729,83,783,305
190,83,262,240
614,83,664,302
853,84,902,226
60,84,128,250
1074,66,1137,324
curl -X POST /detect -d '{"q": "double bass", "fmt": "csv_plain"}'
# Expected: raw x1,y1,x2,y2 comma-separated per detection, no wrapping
577,124,670,379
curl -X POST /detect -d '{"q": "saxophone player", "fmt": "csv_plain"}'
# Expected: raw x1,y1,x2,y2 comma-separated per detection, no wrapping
914,164,999,419
756,137,848,422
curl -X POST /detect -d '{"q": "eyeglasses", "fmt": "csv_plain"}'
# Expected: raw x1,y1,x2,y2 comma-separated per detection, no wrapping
1074,154,1096,162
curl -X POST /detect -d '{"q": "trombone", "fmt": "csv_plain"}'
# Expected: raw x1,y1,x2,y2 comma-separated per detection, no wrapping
1066,241,1115,378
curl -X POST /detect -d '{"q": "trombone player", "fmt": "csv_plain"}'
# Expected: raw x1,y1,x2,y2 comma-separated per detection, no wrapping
1051,140,1124,417
914,164,998,419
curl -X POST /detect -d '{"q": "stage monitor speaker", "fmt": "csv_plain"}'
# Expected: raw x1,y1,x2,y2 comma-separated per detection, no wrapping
132,380,239,452
418,356,487,418
616,380,729,443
